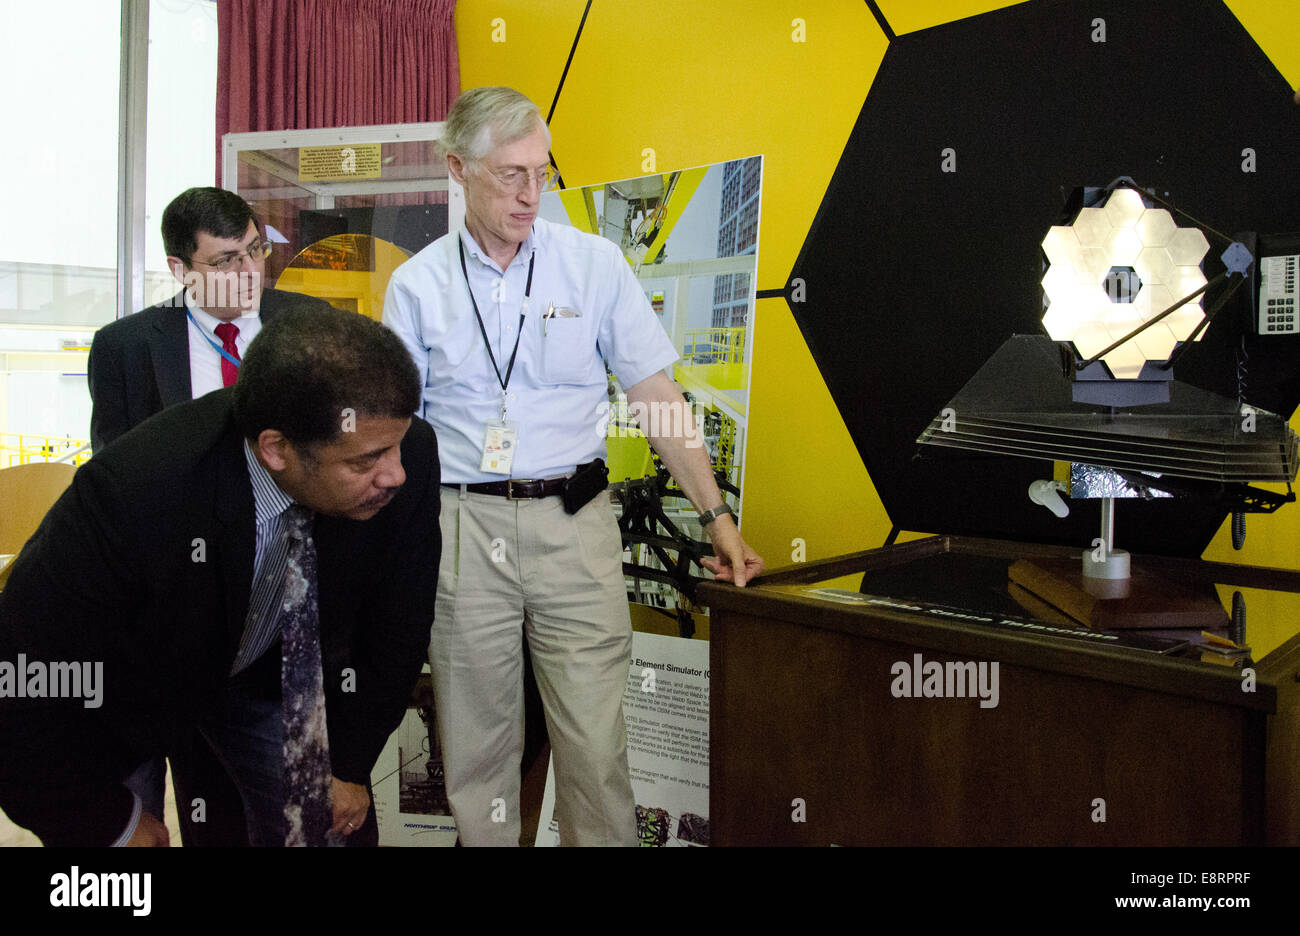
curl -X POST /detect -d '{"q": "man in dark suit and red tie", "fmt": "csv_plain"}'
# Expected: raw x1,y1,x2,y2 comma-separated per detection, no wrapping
88,187,330,452
85,188,337,844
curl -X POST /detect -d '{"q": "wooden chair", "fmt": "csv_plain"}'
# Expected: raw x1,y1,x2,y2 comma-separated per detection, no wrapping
0,462,76,589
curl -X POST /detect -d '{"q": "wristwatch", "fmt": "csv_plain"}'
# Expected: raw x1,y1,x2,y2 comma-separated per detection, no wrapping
697,503,735,527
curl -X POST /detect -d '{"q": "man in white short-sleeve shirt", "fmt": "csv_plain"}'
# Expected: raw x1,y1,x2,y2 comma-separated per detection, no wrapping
384,86,764,845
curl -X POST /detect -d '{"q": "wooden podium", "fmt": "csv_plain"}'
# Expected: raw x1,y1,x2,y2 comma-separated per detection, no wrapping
699,536,1300,846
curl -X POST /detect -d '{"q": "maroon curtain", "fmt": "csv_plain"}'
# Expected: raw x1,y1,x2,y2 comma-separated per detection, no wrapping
216,0,459,178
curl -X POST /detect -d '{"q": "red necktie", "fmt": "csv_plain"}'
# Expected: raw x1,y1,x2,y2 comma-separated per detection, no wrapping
213,322,241,387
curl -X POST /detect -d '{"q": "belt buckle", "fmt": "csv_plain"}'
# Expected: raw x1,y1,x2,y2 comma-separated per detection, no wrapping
506,479,529,500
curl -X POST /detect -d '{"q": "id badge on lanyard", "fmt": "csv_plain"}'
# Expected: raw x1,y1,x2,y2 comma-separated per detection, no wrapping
480,420,518,474
461,237,534,475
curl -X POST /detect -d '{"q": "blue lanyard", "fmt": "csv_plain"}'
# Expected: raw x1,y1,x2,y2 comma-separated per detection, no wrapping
186,308,243,369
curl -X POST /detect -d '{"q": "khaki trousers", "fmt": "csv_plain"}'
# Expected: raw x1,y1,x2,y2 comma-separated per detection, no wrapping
430,485,637,845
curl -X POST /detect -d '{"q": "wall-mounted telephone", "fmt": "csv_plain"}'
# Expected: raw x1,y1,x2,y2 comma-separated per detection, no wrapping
1253,232,1300,335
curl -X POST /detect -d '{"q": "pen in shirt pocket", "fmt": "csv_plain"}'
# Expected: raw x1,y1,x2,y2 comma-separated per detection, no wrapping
542,301,580,336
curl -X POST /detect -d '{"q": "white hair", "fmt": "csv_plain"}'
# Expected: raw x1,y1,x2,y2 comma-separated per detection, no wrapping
439,86,551,162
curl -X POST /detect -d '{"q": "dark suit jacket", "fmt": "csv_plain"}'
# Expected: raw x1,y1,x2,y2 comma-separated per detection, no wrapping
87,288,331,451
0,389,440,846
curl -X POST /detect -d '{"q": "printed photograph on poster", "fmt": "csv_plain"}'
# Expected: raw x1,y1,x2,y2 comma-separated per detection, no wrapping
537,156,761,626
537,631,709,846
370,673,458,846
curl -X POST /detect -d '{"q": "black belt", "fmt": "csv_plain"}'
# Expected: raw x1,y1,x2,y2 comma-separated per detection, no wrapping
446,478,566,499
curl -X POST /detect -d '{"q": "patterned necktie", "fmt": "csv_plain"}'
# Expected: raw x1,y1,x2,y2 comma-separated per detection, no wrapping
279,505,333,847
213,322,241,387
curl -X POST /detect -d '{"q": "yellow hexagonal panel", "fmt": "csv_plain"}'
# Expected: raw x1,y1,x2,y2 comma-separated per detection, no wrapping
454,1,593,118
544,1,889,293
743,298,886,566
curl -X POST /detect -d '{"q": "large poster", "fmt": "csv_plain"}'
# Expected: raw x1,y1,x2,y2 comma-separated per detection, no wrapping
536,631,710,847
540,157,761,620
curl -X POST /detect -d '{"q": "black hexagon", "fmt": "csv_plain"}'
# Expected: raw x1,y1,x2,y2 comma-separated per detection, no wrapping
1104,266,1141,304
786,0,1300,556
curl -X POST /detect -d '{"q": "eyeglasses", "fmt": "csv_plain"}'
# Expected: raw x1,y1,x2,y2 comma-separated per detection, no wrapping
190,240,272,272
479,164,557,193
